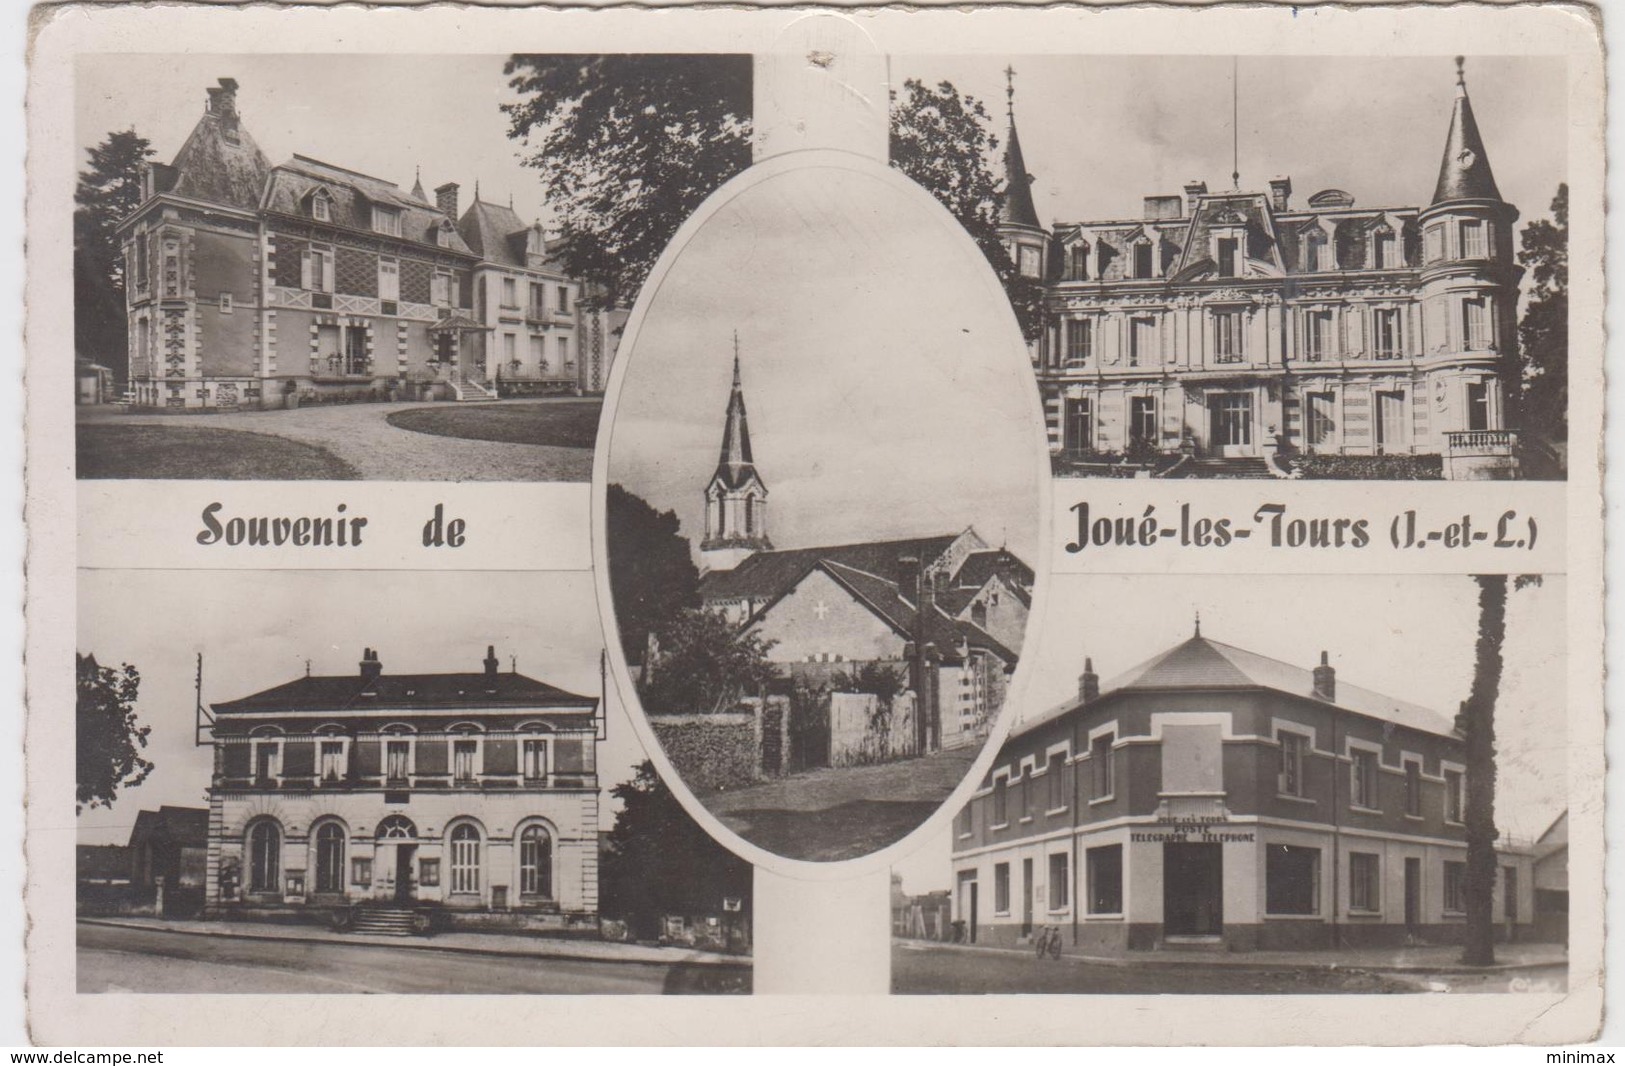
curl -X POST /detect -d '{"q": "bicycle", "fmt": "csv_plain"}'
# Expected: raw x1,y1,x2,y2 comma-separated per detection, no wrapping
1033,924,1063,959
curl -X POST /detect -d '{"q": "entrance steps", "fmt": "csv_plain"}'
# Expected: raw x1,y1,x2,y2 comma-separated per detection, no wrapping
450,378,499,402
1176,457,1273,479
1159,936,1226,952
352,905,420,937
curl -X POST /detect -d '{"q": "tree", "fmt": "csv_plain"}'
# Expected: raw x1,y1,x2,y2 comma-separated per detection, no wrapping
639,607,777,716
503,58,1041,336
1517,184,1568,440
599,760,752,941
605,483,701,664
74,130,153,380
76,652,152,812
1455,574,1541,966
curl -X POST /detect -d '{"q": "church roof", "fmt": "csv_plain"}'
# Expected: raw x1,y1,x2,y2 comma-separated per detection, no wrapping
262,156,476,256
1015,633,1456,739
212,667,595,716
700,532,964,602
1432,60,1503,205
710,350,761,491
1000,116,1042,230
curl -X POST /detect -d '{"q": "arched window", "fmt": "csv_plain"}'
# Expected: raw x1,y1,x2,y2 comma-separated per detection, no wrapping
449,823,481,894
248,820,281,894
519,825,553,899
376,815,416,840
314,822,345,894
745,497,755,536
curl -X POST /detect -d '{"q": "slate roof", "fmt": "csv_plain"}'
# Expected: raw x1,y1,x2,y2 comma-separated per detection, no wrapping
457,198,533,268
213,668,595,716
811,561,1019,665
128,806,209,848
700,532,965,602
261,155,476,256
1433,68,1502,204
163,108,271,213
1000,117,1042,229
1015,634,1456,739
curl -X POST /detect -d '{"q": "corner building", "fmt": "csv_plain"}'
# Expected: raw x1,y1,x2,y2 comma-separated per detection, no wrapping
1000,60,1523,478
950,631,1534,952
204,646,602,932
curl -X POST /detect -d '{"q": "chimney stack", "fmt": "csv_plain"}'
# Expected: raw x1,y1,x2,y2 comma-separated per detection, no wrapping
1079,657,1100,704
359,647,382,682
1269,176,1293,212
1184,180,1209,216
483,644,499,677
435,182,460,220
1312,650,1336,701
206,77,239,119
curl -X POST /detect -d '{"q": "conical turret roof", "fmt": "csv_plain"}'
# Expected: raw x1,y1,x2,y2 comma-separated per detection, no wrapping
1432,57,1503,205
1000,117,1042,230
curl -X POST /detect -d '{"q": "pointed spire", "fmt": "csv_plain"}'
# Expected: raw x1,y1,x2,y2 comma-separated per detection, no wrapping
999,65,1041,230
474,178,481,203
717,333,754,474
410,165,427,203
1432,56,1502,204
1194,610,1201,638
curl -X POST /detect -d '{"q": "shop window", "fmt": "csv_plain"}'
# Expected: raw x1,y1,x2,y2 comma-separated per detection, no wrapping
1444,861,1467,912
1351,749,1380,809
1048,853,1070,910
1444,769,1465,823
1087,844,1122,914
1278,730,1306,797
1266,844,1320,915
993,862,1011,914
1091,733,1114,799
1349,852,1380,912
1047,752,1067,811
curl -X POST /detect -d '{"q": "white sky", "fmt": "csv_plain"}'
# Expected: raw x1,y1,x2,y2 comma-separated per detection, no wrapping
606,163,1044,566
892,573,1569,893
75,570,653,846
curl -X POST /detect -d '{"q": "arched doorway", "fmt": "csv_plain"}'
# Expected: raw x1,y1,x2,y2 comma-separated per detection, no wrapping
375,815,418,903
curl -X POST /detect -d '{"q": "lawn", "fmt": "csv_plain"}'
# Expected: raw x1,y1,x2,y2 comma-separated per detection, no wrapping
386,400,603,449
78,424,360,480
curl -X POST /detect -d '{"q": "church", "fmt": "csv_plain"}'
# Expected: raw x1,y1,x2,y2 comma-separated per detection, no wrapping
694,348,1032,753
1000,59,1525,479
115,77,618,410
950,626,1536,952
202,645,604,934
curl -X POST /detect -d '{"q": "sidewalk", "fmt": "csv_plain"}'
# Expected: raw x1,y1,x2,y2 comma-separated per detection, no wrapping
896,936,1567,976
81,915,751,968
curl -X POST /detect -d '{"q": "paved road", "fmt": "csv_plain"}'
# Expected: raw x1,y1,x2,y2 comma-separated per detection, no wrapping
78,922,747,995
890,941,1567,995
79,399,592,482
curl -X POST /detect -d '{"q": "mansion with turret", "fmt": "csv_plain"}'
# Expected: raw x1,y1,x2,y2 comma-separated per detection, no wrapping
115,78,620,410
999,60,1527,479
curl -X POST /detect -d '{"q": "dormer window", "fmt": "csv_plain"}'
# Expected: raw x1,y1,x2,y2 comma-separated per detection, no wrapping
1372,228,1398,269
436,220,454,248
1303,228,1328,272
1131,240,1153,279
1216,237,1239,277
1068,242,1089,281
527,225,545,257
310,190,332,223
372,204,402,238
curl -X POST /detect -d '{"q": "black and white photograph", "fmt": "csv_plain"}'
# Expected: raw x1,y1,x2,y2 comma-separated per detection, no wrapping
598,149,1048,864
75,570,752,994
891,572,1568,996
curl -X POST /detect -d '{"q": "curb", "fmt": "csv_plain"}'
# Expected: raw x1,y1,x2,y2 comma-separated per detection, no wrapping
893,939,1565,977
80,918,753,970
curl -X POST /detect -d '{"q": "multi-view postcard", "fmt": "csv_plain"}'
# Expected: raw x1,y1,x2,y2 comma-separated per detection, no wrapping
20,0,1607,1050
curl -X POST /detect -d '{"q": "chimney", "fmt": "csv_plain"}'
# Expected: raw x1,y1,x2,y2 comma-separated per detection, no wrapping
1079,657,1100,704
359,647,382,682
435,182,460,220
205,77,239,119
1269,176,1293,213
483,644,499,678
1183,180,1208,216
1312,650,1336,701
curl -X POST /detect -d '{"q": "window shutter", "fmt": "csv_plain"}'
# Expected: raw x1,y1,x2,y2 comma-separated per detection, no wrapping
484,737,517,774
300,250,312,291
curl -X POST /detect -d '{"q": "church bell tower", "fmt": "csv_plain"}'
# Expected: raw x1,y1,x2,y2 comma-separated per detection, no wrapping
699,335,772,573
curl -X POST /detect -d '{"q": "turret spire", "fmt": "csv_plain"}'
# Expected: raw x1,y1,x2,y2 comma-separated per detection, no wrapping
410,165,428,203
700,333,770,572
998,65,1041,230
1432,56,1502,204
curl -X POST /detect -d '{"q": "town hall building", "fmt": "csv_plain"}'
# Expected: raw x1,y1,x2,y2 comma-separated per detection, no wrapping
950,627,1535,952
694,346,1032,753
116,77,618,410
1000,59,1524,478
203,645,603,933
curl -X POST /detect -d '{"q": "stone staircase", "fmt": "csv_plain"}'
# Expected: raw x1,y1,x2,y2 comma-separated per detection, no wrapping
351,905,420,937
1175,457,1273,479
450,376,499,402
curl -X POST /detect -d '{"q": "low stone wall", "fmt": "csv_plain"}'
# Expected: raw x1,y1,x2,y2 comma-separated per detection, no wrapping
650,711,760,793
830,691,918,767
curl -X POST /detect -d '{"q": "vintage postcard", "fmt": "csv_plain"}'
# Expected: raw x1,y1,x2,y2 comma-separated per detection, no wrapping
22,0,1606,1048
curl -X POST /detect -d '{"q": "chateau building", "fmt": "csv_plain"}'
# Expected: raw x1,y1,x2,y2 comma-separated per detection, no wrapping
999,60,1523,478
117,78,616,410
203,645,603,932
950,629,1535,952
694,347,1031,751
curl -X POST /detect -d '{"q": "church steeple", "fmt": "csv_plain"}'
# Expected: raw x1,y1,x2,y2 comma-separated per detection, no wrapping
700,333,771,573
1432,57,1503,205
998,66,1042,231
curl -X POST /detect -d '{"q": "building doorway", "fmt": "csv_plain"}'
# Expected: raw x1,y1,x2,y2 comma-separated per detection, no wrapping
957,873,978,944
1164,842,1223,937
1404,857,1421,936
1021,857,1034,938
393,844,417,903
1207,392,1255,457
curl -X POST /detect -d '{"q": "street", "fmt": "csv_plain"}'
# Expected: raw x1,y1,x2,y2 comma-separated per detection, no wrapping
890,941,1569,996
78,922,749,995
